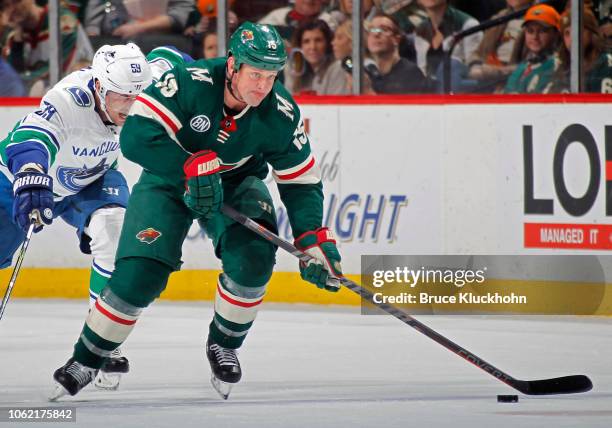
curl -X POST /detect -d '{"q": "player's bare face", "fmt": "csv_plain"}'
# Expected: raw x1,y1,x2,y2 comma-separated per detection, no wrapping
105,91,137,126
234,64,277,107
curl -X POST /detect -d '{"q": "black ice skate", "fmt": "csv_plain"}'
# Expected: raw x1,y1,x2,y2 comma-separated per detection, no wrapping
49,358,98,401
206,338,242,399
94,348,130,390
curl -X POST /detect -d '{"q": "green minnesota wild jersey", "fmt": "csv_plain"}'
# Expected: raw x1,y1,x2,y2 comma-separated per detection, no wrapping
146,46,192,82
504,56,555,94
122,57,323,237
586,52,612,94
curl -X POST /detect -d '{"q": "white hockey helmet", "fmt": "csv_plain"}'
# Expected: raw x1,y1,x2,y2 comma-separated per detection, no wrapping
91,43,152,117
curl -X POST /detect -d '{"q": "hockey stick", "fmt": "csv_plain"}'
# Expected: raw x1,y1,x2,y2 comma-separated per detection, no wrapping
0,221,36,321
221,204,593,396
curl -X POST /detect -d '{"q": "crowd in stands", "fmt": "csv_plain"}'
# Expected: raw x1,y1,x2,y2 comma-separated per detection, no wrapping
0,0,610,96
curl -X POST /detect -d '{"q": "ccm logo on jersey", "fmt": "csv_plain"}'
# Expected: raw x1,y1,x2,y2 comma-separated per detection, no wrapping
190,115,211,133
13,175,51,191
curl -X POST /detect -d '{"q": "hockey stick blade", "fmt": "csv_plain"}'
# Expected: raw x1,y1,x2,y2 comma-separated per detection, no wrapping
221,204,593,396
511,375,593,395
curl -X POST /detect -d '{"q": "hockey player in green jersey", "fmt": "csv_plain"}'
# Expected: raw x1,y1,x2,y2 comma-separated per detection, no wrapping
51,22,343,401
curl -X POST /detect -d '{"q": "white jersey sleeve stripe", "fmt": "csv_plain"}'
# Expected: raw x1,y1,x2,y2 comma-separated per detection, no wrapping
272,154,321,184
273,153,314,176
132,93,182,133
130,94,190,154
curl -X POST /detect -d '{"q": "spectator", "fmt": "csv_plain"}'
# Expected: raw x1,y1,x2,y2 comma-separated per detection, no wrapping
380,0,429,34
233,0,287,23
184,0,238,37
504,4,560,93
546,7,612,93
64,0,91,24
468,0,533,92
1,0,94,95
366,13,427,93
331,19,360,93
413,0,482,84
258,0,338,45
201,26,218,59
0,57,26,96
330,0,376,25
332,19,353,61
284,19,349,94
84,0,194,53
184,0,238,60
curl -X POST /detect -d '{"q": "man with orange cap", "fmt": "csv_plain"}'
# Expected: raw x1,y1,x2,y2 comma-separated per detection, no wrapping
504,3,561,93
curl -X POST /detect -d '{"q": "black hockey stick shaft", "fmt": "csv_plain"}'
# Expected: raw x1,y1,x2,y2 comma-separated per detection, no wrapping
221,204,592,395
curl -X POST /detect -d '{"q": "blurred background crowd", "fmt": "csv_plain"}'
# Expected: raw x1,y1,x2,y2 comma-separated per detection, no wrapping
0,0,610,97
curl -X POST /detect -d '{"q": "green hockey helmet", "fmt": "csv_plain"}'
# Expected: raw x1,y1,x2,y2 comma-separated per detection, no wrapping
228,22,287,72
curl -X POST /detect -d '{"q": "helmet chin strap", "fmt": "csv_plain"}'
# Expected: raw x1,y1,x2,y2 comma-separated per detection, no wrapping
225,68,246,105
94,79,117,125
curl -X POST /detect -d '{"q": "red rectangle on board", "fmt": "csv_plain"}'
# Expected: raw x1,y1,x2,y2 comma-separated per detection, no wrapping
524,223,612,250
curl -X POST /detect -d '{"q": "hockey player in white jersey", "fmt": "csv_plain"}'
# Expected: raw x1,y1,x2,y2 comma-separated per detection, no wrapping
0,43,152,390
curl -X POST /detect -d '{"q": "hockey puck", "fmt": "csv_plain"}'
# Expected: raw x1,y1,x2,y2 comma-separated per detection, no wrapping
497,394,519,403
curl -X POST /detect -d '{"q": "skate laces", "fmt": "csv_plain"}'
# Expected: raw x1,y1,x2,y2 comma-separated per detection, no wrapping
66,361,96,385
209,343,239,366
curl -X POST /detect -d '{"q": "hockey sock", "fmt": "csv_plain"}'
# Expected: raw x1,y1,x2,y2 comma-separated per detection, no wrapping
74,287,142,368
89,261,111,307
209,274,266,349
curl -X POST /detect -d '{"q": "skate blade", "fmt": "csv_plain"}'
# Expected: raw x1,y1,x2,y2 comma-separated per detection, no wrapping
48,383,69,402
94,371,121,391
210,374,234,400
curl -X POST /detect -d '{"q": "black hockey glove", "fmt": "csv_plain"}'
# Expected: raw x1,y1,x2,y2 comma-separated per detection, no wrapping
12,166,54,232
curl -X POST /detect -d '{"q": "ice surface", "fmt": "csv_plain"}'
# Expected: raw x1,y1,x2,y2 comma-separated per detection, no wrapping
1,300,611,428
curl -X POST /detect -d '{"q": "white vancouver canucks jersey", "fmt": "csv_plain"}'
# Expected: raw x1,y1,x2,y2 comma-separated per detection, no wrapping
0,68,121,200
0,46,189,200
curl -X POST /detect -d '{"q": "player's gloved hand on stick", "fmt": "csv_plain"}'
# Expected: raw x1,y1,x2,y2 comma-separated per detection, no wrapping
12,165,54,233
183,150,223,220
295,227,342,292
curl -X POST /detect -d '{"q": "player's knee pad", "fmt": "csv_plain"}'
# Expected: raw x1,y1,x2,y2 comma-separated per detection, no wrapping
84,206,125,273
107,257,173,308
222,223,277,287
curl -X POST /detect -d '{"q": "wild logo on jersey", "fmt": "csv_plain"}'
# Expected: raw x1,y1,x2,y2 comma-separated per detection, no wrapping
136,228,162,244
56,158,110,192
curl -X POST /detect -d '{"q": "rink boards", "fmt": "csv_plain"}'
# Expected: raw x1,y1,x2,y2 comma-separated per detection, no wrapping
0,94,610,305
